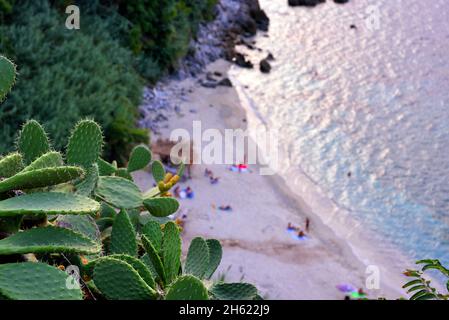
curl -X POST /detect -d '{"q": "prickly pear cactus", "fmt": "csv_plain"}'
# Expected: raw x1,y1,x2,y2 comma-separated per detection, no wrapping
0,192,100,217
0,226,101,255
0,153,23,178
204,239,223,280
97,158,116,176
161,221,181,285
56,214,101,243
0,55,16,102
75,164,99,197
93,257,157,300
143,197,180,217
0,262,83,300
142,221,163,252
110,210,137,257
95,176,143,209
127,145,152,173
22,151,63,172
107,254,156,289
185,237,210,279
17,120,51,165
165,275,209,300
142,235,166,284
0,166,84,193
66,120,103,169
151,160,166,182
209,282,258,300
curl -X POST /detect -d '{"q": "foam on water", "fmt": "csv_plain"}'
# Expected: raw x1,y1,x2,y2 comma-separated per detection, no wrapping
229,0,449,280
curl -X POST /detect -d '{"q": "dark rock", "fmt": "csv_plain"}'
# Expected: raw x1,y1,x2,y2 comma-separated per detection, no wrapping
218,78,233,87
248,1,270,32
233,53,254,69
266,52,275,61
288,0,326,7
334,0,349,4
259,59,272,73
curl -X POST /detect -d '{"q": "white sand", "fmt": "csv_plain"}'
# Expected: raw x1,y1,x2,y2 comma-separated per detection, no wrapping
134,60,406,300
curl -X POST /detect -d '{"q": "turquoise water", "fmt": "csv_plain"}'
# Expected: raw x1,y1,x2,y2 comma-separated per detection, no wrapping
230,0,449,270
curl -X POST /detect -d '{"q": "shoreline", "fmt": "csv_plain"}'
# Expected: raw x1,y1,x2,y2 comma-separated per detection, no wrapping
136,59,406,299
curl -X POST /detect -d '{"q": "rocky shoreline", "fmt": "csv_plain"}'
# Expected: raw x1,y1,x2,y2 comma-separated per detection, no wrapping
139,0,270,135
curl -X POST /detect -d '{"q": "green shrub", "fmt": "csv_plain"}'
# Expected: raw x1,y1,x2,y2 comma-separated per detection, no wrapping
0,1,146,161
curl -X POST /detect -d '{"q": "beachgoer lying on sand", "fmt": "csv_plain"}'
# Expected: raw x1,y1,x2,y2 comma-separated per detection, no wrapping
298,230,306,238
174,186,181,198
219,205,232,211
210,176,220,185
287,222,300,232
179,186,195,199
204,168,213,177
305,217,310,232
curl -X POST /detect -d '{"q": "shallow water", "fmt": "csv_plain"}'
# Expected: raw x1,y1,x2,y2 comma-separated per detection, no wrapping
229,0,449,273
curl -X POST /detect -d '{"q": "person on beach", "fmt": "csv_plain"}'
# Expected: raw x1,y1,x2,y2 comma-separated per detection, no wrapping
204,168,213,177
174,186,181,198
210,176,220,185
219,205,232,211
305,218,310,233
298,230,306,239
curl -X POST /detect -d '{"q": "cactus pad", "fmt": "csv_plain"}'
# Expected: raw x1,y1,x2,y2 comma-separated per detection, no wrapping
0,262,83,300
0,226,101,255
115,168,133,181
107,254,156,289
151,160,165,183
93,257,156,300
76,164,99,196
97,158,116,176
0,192,100,217
142,221,163,252
17,120,51,165
142,235,166,284
204,239,223,279
96,176,143,209
209,282,258,300
161,221,181,285
0,55,16,102
143,197,180,217
127,145,152,173
185,237,210,279
56,214,101,243
110,210,137,257
67,120,103,169
0,153,23,178
0,166,84,193
165,275,209,300
22,151,64,172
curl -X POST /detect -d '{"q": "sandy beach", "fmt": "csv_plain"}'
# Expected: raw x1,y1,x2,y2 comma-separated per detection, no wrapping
134,59,406,300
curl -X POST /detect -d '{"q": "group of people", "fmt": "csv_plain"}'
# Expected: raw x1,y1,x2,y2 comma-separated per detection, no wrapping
287,218,310,239
173,185,194,199
204,168,220,184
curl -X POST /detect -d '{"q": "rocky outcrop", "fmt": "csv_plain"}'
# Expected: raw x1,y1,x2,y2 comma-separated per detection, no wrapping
259,58,271,73
177,0,270,78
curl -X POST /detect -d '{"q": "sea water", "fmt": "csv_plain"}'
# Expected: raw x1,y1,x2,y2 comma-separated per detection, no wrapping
229,0,449,280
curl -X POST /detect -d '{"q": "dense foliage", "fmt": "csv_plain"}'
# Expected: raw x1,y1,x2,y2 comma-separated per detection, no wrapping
403,259,449,300
0,59,259,300
0,0,218,162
